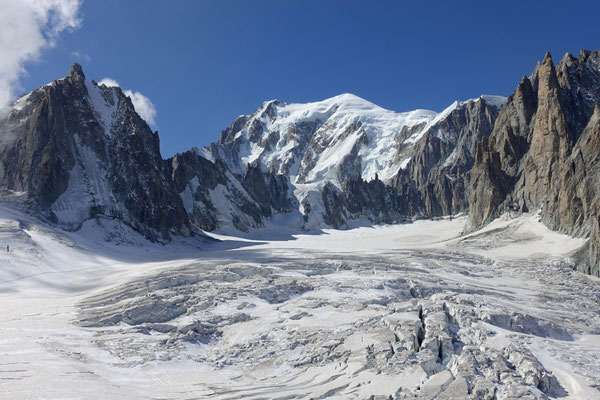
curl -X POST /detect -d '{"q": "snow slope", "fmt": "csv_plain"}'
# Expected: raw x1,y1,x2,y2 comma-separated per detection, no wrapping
207,93,506,184
0,204,598,399
208,93,437,183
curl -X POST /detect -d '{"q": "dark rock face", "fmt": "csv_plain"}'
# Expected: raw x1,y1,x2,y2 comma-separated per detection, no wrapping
242,162,292,216
166,151,224,231
468,50,600,276
397,98,500,217
166,150,292,232
468,137,513,228
320,176,415,229
0,64,190,241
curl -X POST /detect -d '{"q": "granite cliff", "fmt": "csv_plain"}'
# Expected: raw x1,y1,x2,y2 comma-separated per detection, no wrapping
468,50,600,276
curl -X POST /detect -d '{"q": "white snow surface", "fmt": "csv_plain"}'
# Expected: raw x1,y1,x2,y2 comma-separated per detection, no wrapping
0,201,598,399
180,176,200,214
85,81,118,137
51,135,118,228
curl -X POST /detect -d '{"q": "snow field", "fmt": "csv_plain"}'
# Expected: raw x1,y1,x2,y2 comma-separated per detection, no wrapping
0,209,598,399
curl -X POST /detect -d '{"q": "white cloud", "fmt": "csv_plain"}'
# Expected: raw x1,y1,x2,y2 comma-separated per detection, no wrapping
98,78,119,88
0,0,82,108
98,78,157,127
123,90,157,127
71,50,91,62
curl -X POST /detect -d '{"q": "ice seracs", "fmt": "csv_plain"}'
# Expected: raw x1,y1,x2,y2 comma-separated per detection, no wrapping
2,205,598,399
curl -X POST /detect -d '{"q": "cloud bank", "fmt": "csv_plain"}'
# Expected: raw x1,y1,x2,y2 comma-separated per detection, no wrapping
98,78,157,127
0,0,82,108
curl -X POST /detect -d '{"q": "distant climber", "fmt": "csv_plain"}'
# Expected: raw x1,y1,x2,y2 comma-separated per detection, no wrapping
6,245,9,252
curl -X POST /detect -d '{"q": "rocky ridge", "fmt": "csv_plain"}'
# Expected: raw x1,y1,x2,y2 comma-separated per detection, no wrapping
4,68,504,235
468,50,600,276
0,64,190,241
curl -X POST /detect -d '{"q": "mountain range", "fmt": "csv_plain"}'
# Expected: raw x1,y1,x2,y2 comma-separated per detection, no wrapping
1,50,599,276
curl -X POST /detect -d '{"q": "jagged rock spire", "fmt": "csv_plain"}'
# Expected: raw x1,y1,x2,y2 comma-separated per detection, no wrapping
67,63,85,86
543,51,552,63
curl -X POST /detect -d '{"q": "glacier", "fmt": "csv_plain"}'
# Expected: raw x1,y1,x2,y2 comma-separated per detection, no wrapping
0,199,598,399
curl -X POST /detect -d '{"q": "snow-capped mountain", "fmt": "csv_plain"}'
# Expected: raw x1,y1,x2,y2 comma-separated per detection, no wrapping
0,64,190,241
0,62,505,239
181,93,504,230
202,93,438,182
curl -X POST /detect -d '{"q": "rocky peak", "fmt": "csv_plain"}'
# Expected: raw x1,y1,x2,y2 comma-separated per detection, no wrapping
0,64,191,241
579,49,592,62
525,50,569,176
468,50,600,276
537,53,560,98
261,100,281,120
67,63,86,87
513,74,537,125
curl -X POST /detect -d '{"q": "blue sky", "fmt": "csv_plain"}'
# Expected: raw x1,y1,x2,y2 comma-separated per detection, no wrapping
16,0,600,157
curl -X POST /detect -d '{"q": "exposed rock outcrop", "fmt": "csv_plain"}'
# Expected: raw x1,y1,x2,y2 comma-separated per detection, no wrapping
6,54,600,276
166,149,292,232
0,64,190,241
397,96,500,217
468,50,600,276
